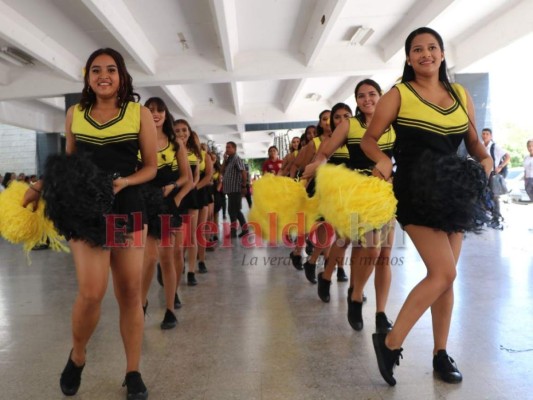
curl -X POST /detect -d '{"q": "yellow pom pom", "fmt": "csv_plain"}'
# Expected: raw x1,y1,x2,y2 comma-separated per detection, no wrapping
315,164,396,242
248,175,318,243
0,181,68,258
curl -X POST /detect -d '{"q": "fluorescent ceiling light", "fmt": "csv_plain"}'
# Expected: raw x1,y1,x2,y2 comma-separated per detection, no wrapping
349,26,374,46
0,46,34,66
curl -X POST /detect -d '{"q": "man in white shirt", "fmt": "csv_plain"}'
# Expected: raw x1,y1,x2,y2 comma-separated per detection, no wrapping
482,128,510,228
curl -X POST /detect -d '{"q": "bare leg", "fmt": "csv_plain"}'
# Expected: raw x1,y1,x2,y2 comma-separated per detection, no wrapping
197,205,208,263
140,236,158,307
186,209,199,274
69,240,111,365
431,232,462,354
375,223,395,313
385,226,459,350
158,241,177,311
110,228,147,373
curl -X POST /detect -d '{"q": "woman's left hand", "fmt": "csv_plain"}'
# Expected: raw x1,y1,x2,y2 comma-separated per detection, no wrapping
113,177,129,194
480,157,494,178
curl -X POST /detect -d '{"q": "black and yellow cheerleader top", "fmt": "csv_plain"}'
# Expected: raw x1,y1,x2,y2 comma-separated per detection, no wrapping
391,82,487,232
392,82,468,171
346,116,395,171
71,101,140,177
138,140,179,188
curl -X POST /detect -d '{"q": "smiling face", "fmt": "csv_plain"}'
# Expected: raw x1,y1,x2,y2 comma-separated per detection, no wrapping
355,84,380,116
406,33,444,77
174,122,190,141
88,54,120,100
146,102,165,129
291,137,300,150
319,111,331,130
527,140,533,156
331,107,352,129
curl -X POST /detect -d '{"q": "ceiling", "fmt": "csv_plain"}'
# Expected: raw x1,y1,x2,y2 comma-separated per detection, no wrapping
0,0,530,158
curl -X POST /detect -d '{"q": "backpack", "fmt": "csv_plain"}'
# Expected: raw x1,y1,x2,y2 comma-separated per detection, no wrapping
490,143,508,178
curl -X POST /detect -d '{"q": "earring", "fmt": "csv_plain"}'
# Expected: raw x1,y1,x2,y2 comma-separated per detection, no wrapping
407,62,411,66
441,58,444,62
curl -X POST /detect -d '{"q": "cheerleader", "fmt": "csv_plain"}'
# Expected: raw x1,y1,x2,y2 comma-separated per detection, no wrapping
302,103,352,285
174,120,202,286
23,48,157,399
304,83,396,334
360,27,492,385
287,112,330,270
139,97,192,329
196,142,214,272
277,136,301,176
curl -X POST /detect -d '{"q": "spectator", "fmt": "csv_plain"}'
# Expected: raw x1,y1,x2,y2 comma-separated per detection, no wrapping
481,128,510,229
221,141,249,238
262,146,283,175
525,139,533,201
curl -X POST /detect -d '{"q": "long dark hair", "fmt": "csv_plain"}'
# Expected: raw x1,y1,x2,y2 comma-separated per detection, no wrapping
402,27,449,84
354,79,382,124
175,119,202,158
2,172,12,188
316,110,330,137
330,102,353,131
79,48,139,110
144,97,178,151
402,27,469,123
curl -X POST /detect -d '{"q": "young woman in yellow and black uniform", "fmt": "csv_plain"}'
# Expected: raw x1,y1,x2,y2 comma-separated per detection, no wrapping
174,120,202,286
288,111,330,270
361,27,492,386
278,135,302,176
302,103,352,284
23,48,157,399
139,97,192,330
304,79,396,335
196,141,214,273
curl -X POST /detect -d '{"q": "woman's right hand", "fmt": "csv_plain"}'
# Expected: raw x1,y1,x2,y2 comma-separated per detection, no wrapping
22,187,41,210
373,158,393,181
302,160,322,181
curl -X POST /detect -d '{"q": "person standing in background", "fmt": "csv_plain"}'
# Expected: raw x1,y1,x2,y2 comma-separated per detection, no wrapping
481,128,510,229
524,139,533,201
221,141,249,238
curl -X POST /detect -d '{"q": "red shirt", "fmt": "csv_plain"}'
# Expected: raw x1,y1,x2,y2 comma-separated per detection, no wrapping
262,159,283,174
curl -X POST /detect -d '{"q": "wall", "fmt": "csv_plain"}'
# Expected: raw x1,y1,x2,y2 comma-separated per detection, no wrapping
0,123,37,176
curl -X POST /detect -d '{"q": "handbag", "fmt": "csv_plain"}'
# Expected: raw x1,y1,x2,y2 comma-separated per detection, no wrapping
489,172,508,196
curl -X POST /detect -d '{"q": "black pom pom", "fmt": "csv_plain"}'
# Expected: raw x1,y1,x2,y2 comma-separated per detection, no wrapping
42,154,114,246
409,150,489,233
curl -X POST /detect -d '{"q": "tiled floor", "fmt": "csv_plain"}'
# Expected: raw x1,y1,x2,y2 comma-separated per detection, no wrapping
0,202,532,399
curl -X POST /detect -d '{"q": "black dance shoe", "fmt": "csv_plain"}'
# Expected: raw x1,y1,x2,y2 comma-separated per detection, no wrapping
317,272,331,303
187,272,197,286
375,312,393,334
160,309,178,330
198,261,208,273
337,267,348,282
372,333,403,386
347,299,364,331
122,371,148,400
303,261,317,284
174,292,182,309
60,351,85,396
305,238,314,256
289,252,303,270
347,287,367,304
433,350,463,383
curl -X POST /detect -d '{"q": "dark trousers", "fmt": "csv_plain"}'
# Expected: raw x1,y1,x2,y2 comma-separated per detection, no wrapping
227,192,247,231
